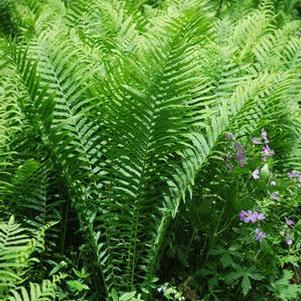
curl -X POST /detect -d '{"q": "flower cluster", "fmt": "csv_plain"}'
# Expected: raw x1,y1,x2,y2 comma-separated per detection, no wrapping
234,143,246,167
224,133,246,168
251,129,275,161
260,145,274,161
284,217,295,246
261,129,269,144
228,130,298,247
250,130,280,202
239,210,266,241
224,129,276,179
239,210,265,223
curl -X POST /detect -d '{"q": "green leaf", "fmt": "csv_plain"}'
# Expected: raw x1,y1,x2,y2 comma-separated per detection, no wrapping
66,280,89,292
119,291,137,301
221,253,234,268
260,163,269,179
242,275,251,296
110,288,119,301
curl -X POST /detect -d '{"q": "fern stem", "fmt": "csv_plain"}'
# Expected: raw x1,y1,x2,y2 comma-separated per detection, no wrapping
61,196,69,252
216,0,224,16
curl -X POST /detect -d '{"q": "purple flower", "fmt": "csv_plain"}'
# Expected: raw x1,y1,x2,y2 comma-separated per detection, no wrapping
239,210,265,223
270,191,280,200
255,228,267,242
225,133,236,141
287,170,301,178
261,129,269,144
251,137,262,145
233,143,243,150
233,143,246,167
254,211,265,221
239,210,256,223
236,151,246,167
260,145,274,161
285,233,293,246
252,169,260,180
285,217,295,227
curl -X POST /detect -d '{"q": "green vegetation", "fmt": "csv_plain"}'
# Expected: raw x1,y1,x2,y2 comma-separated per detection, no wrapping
0,0,300,300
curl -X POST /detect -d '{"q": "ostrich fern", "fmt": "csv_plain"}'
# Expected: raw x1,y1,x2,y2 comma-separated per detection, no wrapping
0,0,300,299
0,216,60,301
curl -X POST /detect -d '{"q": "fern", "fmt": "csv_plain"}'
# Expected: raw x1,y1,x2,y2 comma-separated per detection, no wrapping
0,217,56,297
7,275,64,301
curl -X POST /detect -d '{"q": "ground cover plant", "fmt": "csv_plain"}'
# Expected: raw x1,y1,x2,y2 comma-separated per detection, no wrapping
0,0,300,300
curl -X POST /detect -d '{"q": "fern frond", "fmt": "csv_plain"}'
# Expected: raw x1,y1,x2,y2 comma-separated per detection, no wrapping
0,216,57,298
8,280,57,301
0,217,34,294
7,273,66,301
86,5,214,291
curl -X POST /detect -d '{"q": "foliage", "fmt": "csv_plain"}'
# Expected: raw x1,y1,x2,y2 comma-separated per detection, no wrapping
0,0,300,300
194,132,301,299
0,216,63,301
